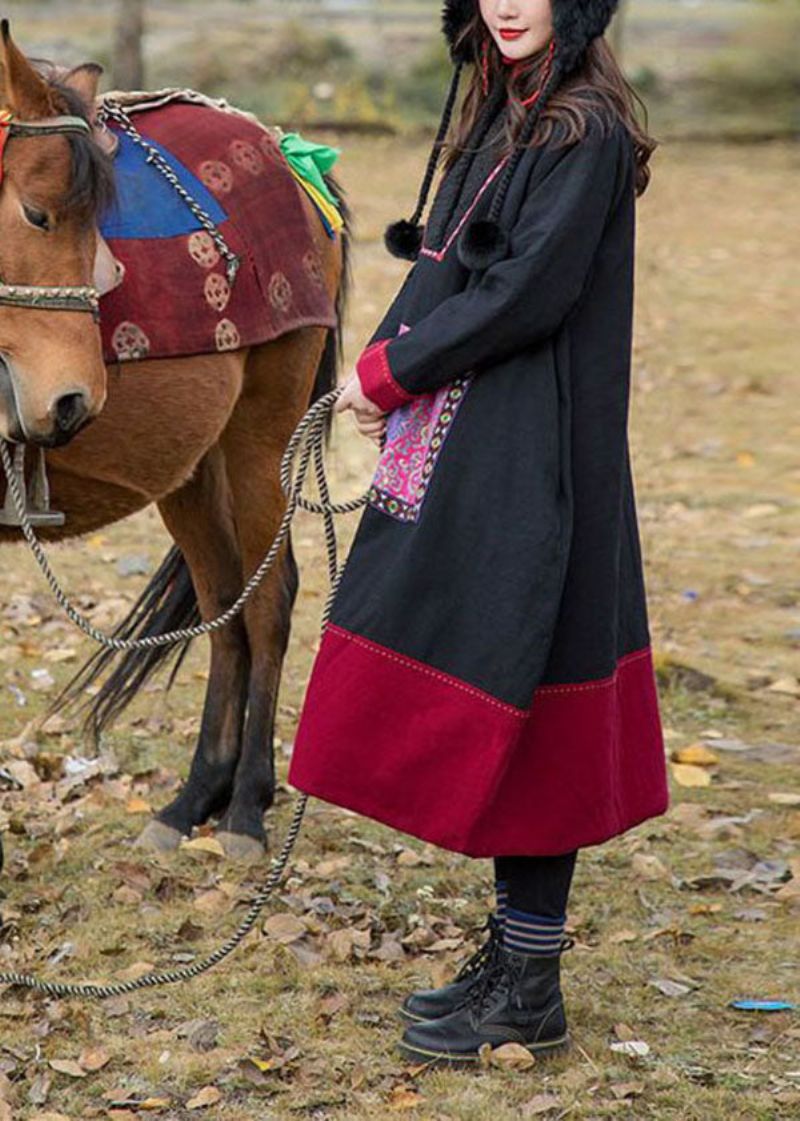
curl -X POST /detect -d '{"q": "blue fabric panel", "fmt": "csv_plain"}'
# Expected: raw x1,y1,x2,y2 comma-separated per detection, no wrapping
100,129,228,240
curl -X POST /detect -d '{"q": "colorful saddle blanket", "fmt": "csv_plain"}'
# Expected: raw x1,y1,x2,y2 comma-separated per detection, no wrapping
97,92,338,364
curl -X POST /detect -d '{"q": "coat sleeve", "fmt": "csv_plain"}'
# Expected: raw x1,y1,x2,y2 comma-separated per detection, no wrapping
364,261,419,347
356,119,630,411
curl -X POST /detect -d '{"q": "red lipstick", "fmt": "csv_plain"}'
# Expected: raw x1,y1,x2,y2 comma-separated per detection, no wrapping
499,28,525,41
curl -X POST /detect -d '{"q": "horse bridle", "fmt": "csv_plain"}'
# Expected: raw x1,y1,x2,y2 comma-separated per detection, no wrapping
0,110,101,320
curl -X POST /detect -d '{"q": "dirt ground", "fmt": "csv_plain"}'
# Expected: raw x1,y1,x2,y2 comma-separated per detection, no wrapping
0,133,798,1120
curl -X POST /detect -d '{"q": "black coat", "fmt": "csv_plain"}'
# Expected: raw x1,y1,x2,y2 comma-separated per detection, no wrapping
289,99,669,857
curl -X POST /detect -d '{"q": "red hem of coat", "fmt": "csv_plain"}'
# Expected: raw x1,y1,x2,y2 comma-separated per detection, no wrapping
288,622,670,857
355,338,416,412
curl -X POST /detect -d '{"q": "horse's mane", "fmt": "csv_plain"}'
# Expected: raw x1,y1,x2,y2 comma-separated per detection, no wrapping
30,58,116,221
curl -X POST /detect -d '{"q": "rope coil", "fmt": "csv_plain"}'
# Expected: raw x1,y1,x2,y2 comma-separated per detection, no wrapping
0,386,367,998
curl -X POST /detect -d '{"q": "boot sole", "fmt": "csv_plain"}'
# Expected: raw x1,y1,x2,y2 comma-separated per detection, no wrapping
398,1006,438,1024
397,1032,570,1066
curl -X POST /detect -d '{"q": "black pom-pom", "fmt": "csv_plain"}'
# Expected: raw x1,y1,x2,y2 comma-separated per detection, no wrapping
457,218,509,271
384,219,424,261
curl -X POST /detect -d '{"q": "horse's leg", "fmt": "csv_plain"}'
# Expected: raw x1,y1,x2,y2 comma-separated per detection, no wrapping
214,329,328,859
136,444,250,851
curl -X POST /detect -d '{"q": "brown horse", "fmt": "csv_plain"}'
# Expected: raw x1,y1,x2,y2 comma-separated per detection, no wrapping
0,23,350,865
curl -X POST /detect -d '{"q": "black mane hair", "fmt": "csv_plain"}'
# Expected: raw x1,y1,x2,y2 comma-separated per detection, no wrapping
28,59,116,222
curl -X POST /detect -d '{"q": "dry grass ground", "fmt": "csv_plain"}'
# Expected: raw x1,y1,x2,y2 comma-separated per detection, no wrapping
0,134,798,1119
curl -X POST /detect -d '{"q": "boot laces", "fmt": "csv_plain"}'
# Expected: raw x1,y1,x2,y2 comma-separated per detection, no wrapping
467,932,573,1022
453,913,502,983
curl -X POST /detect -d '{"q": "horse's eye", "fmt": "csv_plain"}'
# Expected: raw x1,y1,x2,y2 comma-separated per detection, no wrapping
23,205,51,231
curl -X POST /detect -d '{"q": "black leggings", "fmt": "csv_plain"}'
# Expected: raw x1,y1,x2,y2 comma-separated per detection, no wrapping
494,852,578,918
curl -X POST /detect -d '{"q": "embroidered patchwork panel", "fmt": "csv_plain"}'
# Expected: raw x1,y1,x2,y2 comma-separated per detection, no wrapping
368,327,472,523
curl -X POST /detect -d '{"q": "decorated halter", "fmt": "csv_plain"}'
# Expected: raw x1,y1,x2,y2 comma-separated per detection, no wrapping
0,109,101,320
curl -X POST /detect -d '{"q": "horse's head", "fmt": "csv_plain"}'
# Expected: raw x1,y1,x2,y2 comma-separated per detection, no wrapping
0,20,114,447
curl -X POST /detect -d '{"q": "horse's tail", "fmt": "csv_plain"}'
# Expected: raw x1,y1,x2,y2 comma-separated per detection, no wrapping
51,545,199,740
54,189,352,739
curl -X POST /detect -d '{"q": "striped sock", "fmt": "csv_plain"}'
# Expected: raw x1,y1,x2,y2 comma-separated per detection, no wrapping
494,879,508,927
504,907,565,956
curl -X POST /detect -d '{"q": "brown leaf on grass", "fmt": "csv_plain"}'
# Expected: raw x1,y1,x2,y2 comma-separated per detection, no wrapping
396,848,434,867
768,792,800,807
671,763,712,788
388,1086,424,1110
114,961,155,983
28,1113,73,1121
670,743,719,766
325,927,371,962
317,992,350,1023
311,856,351,878
78,1046,110,1072
125,797,152,814
186,1085,222,1110
613,1022,637,1041
262,914,307,944
631,853,671,881
609,929,638,944
609,1082,645,1099
48,1059,86,1078
521,1094,563,1117
486,1042,536,1071
0,1102,11,1121
27,1071,52,1106
180,836,225,858
193,889,231,916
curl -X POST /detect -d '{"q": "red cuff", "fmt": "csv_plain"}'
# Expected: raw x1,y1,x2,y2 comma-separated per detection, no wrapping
355,338,416,412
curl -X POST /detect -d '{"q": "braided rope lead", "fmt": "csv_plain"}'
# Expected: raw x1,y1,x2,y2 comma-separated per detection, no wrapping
0,387,369,999
0,390,365,650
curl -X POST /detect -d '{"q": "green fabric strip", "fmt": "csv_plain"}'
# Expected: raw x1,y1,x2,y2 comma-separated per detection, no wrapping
279,132,341,209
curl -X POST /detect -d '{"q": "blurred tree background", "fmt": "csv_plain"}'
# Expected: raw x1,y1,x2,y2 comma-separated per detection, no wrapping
4,0,798,139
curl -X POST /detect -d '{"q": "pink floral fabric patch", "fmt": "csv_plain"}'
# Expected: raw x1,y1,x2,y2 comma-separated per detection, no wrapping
368,324,472,523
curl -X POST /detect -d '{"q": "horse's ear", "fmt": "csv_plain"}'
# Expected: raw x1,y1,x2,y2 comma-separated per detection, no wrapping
0,19,56,120
63,63,104,114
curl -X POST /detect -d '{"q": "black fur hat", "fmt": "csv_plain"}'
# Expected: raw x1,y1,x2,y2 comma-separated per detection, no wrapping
384,0,620,269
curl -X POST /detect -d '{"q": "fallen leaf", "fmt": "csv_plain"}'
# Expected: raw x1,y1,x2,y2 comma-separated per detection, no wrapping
79,1046,111,1072
521,1094,562,1117
610,1040,650,1057
768,792,800,807
262,914,307,944
114,961,155,983
388,1086,423,1110
610,1082,645,1099
670,743,719,766
49,1059,86,1078
125,797,152,814
766,676,800,697
649,978,692,998
186,1085,222,1110
180,836,225,857
631,853,670,881
487,1042,536,1070
671,763,712,788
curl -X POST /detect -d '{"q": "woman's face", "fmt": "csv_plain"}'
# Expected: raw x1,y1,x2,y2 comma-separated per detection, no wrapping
478,0,554,61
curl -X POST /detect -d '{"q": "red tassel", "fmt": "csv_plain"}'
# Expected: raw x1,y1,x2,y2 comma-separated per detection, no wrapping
516,37,556,109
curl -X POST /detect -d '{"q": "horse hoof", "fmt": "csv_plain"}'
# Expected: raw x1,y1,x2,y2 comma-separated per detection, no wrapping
135,820,185,853
216,830,267,863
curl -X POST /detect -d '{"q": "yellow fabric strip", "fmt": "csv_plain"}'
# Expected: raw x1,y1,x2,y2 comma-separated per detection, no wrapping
287,165,344,235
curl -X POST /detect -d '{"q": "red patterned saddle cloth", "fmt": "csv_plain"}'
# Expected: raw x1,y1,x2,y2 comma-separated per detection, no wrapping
96,90,337,363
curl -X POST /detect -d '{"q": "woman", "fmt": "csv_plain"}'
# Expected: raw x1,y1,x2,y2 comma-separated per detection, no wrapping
289,0,669,1065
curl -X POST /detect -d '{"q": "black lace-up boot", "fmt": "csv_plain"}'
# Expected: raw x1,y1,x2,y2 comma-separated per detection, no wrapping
398,936,574,1064
399,913,503,1023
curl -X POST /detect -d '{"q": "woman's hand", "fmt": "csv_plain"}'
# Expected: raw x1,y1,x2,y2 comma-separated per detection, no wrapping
335,372,388,447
